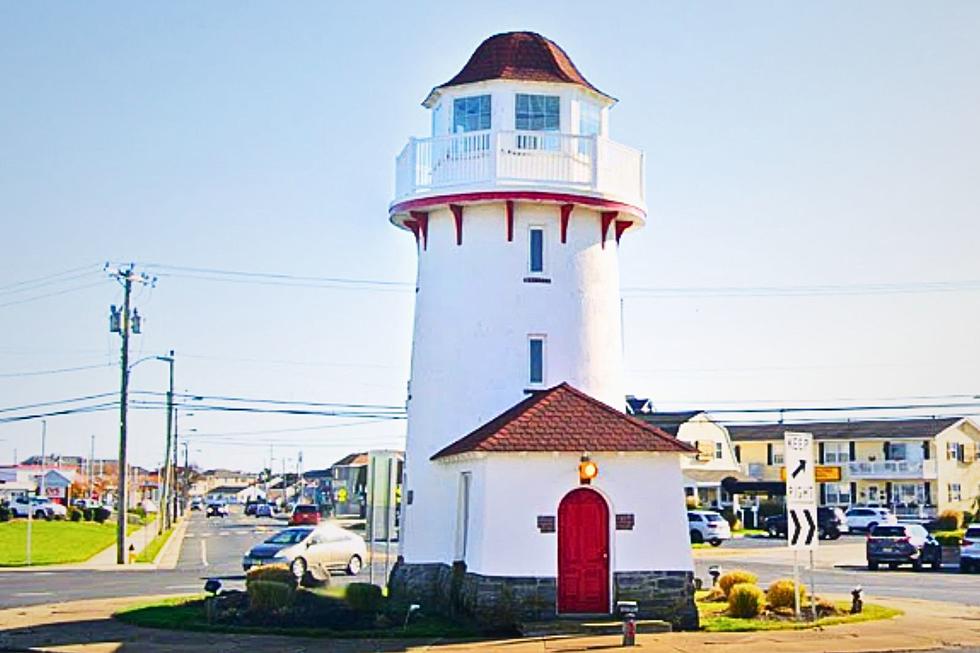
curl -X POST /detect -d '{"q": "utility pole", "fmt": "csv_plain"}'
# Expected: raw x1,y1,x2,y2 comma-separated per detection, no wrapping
182,441,189,510
26,420,47,566
89,435,95,499
173,410,179,520
106,264,154,565
159,351,175,533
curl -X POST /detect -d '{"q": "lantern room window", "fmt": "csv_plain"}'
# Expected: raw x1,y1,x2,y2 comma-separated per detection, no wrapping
453,95,491,133
516,94,560,151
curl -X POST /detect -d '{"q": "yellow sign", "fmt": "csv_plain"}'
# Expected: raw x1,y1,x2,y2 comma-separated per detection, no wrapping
336,487,348,503
779,465,841,483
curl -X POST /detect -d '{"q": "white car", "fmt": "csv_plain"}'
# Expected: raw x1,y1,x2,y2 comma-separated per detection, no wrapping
10,496,66,519
960,524,980,573
688,510,732,546
844,506,897,532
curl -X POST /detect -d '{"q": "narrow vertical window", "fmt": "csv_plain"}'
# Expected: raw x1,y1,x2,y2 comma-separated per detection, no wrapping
455,472,471,560
529,227,544,274
529,336,545,385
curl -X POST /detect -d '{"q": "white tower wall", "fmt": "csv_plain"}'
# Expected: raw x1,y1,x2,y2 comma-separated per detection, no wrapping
402,201,626,563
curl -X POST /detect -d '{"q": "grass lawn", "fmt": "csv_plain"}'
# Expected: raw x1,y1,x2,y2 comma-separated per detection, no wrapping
0,519,139,566
697,594,902,632
135,526,174,563
115,593,483,640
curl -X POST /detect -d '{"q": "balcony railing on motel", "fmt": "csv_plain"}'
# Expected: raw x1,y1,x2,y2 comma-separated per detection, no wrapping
394,130,645,209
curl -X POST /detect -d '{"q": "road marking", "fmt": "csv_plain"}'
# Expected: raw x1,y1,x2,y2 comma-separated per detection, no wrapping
201,540,209,567
13,592,53,597
165,584,204,591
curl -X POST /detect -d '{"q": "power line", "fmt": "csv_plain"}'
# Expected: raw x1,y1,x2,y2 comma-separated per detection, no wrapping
621,279,980,299
0,263,101,293
0,392,118,414
0,280,107,310
0,363,113,379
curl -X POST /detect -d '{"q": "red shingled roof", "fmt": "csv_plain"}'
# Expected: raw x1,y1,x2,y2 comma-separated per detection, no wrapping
424,32,613,106
431,383,695,460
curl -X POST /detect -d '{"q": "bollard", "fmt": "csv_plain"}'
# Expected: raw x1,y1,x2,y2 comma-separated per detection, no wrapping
617,600,638,647
127,543,136,564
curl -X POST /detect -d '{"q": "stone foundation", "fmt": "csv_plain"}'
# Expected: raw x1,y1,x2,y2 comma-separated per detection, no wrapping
388,560,698,630
613,570,698,630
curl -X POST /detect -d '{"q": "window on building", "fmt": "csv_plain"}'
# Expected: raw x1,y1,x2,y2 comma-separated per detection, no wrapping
516,94,560,131
578,102,600,155
948,483,962,502
529,227,545,274
516,94,560,150
823,442,850,464
894,483,925,505
714,442,723,459
455,472,471,560
772,445,784,466
888,442,910,461
529,336,545,385
453,95,491,133
824,482,852,505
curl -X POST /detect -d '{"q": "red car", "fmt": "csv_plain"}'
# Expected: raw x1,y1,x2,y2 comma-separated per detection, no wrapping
289,504,321,526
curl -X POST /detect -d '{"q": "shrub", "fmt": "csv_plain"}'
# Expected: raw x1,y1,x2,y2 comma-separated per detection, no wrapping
128,506,147,519
936,510,963,531
247,580,295,613
702,587,727,602
68,507,83,522
934,530,964,546
720,507,743,531
246,564,297,589
718,570,758,597
766,578,807,609
961,510,974,526
685,495,699,510
727,583,764,618
345,582,383,614
83,508,94,522
758,499,784,520
0,504,10,522
93,507,110,523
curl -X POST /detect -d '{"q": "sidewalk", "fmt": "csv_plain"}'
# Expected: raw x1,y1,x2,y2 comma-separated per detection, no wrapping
0,594,977,652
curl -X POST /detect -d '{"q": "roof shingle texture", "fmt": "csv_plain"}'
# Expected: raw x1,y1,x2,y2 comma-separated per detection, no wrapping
431,383,695,460
727,417,963,442
430,32,609,101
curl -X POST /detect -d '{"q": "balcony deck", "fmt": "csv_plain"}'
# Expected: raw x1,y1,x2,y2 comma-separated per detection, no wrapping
391,130,645,216
846,459,937,480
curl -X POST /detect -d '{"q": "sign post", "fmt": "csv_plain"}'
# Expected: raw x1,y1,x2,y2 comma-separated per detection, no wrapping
783,431,818,620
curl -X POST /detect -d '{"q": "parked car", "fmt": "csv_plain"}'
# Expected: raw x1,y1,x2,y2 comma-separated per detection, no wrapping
765,507,847,540
206,502,229,518
687,510,731,546
866,523,941,571
254,503,274,518
290,503,321,526
242,522,367,579
9,496,55,519
244,500,262,516
960,523,980,573
190,497,203,511
845,506,898,532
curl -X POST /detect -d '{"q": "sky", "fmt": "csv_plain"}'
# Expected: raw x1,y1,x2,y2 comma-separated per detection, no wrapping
1,2,978,473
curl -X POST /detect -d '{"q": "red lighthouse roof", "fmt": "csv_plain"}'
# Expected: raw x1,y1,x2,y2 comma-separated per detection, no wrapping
423,32,614,107
431,383,695,460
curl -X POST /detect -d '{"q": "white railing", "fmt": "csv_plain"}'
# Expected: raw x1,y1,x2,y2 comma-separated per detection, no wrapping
394,130,644,207
846,460,937,479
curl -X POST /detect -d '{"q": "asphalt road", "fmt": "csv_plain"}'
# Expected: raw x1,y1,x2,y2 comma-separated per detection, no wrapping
694,534,980,606
0,510,395,609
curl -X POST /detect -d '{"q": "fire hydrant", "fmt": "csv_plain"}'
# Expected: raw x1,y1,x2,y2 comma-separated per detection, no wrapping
617,600,638,647
128,543,136,564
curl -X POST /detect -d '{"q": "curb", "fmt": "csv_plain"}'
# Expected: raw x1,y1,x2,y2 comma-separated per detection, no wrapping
154,515,190,569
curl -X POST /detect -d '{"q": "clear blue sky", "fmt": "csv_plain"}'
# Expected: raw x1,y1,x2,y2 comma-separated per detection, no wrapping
1,2,978,473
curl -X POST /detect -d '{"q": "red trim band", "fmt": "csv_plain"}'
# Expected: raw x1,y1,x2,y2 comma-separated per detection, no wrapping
390,190,645,221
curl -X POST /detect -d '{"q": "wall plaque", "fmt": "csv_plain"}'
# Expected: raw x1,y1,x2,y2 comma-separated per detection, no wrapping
537,515,556,533
615,513,635,530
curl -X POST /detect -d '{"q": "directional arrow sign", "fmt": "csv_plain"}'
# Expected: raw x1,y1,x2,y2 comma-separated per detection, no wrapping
784,431,818,551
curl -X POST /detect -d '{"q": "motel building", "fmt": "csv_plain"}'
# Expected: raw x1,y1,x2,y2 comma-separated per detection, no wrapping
387,32,698,629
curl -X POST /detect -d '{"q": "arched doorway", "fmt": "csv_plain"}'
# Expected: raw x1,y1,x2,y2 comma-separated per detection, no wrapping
557,487,610,614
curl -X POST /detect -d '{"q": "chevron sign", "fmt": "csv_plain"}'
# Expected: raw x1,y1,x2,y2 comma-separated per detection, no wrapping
784,431,818,551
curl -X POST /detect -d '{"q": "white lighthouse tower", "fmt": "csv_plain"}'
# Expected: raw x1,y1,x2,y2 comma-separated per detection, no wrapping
389,32,697,628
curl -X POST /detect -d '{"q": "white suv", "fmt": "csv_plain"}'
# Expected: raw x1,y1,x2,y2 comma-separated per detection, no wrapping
960,524,980,573
845,506,897,532
688,510,732,546
10,496,65,519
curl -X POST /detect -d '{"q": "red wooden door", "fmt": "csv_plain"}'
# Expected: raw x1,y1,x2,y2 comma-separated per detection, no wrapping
557,488,610,614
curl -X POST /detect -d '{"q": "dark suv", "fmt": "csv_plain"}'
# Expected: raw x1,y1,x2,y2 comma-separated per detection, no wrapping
867,523,941,571
765,506,845,540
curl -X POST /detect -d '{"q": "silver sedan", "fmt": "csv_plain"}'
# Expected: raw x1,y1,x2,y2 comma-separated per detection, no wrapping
243,522,367,581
